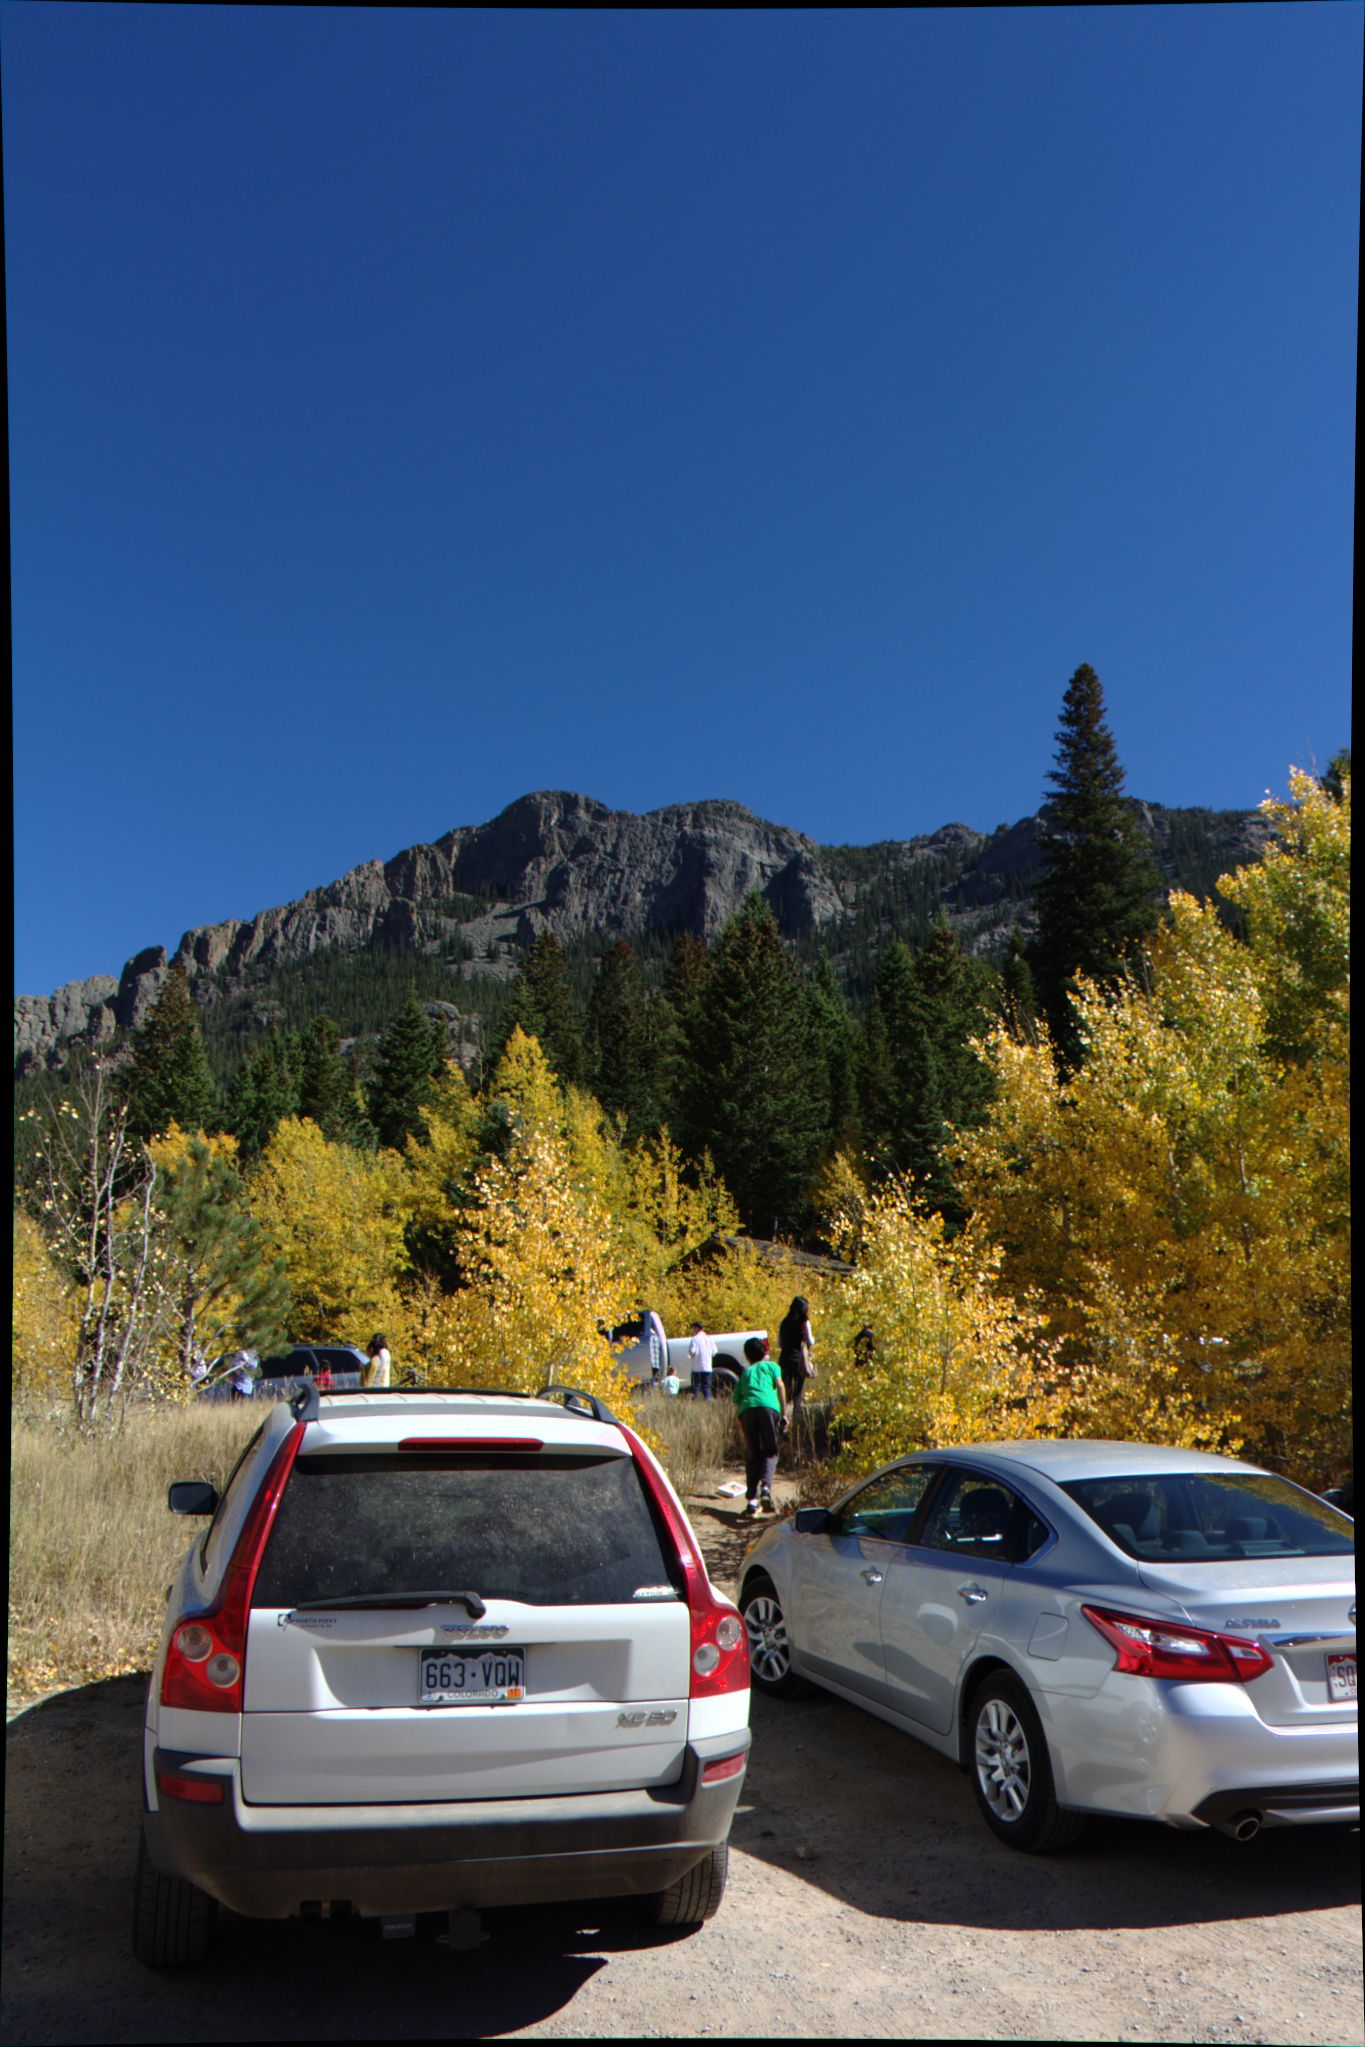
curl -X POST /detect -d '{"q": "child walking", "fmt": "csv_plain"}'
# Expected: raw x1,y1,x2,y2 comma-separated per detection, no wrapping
732,1335,787,1517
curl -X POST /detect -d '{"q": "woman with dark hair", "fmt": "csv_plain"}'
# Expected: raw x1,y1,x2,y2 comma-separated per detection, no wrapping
364,1333,391,1389
777,1295,815,1424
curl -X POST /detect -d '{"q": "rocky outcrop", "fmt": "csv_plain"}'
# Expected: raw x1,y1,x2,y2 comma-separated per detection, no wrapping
14,975,120,1077
15,789,1271,1072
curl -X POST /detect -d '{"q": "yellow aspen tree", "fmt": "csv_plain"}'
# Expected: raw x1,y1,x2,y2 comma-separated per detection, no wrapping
249,1117,410,1339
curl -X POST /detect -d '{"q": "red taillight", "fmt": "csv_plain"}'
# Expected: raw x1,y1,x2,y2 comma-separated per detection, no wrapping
161,1421,306,1714
397,1438,544,1452
1081,1605,1275,1683
701,1751,747,1785
616,1423,750,1699
156,1769,226,1805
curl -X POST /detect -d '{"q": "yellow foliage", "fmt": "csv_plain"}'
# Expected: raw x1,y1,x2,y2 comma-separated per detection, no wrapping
428,1127,650,1436
832,1181,1062,1479
147,1122,240,1172
956,812,1350,1483
248,1118,410,1339
12,1210,79,1405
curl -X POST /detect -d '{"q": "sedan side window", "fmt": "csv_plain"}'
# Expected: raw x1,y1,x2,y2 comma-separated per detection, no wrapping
919,1472,1018,1560
836,1466,937,1544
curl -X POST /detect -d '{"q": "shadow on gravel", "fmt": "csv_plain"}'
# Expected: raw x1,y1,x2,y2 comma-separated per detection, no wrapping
735,1688,1361,1934
2,1676,696,2046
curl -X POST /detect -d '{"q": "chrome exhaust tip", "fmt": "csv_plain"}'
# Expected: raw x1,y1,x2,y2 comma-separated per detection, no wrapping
1229,1810,1262,1842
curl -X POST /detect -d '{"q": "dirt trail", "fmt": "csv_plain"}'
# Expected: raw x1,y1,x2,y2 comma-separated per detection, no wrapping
3,1465,1360,2044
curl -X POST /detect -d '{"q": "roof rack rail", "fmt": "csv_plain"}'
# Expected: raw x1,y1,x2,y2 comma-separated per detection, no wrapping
537,1383,621,1426
288,1384,535,1422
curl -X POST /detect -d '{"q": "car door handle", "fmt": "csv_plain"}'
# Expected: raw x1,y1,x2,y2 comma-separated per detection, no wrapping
957,1582,989,1604
861,1567,884,1585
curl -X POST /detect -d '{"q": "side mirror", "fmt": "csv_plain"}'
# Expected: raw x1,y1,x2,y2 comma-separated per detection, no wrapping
168,1480,219,1516
793,1506,834,1535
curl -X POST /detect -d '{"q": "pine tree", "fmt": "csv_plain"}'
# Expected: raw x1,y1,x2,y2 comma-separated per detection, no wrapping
586,940,656,1136
657,932,709,1131
153,1133,291,1371
1031,663,1162,1068
910,920,995,1132
366,999,446,1152
124,964,219,1140
806,960,860,1153
675,896,825,1235
1000,929,1040,1042
297,1014,367,1145
497,932,586,1087
224,1032,301,1164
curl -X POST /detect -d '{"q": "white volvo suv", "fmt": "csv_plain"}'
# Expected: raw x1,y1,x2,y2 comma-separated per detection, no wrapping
135,1383,750,1965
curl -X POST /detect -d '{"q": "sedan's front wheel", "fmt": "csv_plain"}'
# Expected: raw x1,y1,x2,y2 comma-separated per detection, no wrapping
740,1576,806,1699
968,1673,1086,1853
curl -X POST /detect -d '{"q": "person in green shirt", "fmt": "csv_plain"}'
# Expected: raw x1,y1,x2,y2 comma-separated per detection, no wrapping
733,1335,787,1517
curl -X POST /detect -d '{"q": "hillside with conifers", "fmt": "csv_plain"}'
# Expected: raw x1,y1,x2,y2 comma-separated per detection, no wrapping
12,670,1351,1505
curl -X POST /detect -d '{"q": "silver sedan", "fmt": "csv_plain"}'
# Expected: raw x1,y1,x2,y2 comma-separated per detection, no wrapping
739,1440,1356,1852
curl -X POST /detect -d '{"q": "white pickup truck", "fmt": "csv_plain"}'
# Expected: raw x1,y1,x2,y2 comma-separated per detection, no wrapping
609,1318,767,1393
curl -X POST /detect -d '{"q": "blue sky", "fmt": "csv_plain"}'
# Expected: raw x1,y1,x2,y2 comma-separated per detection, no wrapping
7,4,1358,998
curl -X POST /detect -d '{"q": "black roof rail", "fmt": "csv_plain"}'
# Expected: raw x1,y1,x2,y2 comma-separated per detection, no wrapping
537,1383,622,1426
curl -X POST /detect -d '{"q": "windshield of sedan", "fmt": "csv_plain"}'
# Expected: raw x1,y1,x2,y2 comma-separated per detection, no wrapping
1061,1472,1354,1563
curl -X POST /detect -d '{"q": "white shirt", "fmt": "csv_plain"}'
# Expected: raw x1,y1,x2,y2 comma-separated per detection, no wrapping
370,1347,391,1387
688,1332,715,1373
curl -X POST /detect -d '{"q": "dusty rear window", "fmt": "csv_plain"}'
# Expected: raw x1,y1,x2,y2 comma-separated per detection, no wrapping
252,1451,682,1608
1061,1471,1354,1563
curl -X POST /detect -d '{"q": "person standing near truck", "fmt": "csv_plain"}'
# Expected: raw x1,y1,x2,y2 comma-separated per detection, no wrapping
777,1296,815,1423
733,1335,786,1517
641,1307,667,1384
688,1321,716,1400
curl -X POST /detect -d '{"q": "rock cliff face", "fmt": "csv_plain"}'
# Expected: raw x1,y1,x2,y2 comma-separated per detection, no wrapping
13,789,1270,1073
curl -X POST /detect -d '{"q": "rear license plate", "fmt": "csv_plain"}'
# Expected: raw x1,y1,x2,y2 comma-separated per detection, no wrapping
1326,1653,1356,1702
419,1648,525,1705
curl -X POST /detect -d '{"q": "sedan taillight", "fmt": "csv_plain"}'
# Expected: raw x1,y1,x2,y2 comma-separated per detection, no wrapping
161,1422,305,1714
1081,1604,1274,1683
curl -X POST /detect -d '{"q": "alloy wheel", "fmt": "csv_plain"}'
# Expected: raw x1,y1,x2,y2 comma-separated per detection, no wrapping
743,1593,792,1686
974,1694,1033,1823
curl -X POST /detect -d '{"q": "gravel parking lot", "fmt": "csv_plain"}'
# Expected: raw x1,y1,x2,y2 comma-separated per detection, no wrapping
4,1475,1360,2044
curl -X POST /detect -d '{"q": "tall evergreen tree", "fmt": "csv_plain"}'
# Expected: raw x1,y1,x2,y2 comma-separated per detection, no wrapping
910,920,995,1132
675,896,825,1235
224,1031,301,1164
366,999,446,1152
806,959,860,1153
124,964,219,1140
1000,929,1040,1043
156,1135,291,1372
297,1014,368,1144
1031,662,1162,1068
586,940,656,1135
497,931,586,1086
657,932,709,1131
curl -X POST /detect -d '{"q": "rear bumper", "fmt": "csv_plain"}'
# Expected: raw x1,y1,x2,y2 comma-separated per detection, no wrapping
145,1733,749,1917
1192,1781,1359,1832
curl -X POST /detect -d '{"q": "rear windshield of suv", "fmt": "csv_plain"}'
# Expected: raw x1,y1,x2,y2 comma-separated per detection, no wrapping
252,1451,683,1608
1061,1471,1354,1563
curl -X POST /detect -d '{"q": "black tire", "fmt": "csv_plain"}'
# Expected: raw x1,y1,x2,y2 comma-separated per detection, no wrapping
644,1843,728,1926
967,1671,1086,1854
740,1574,807,1699
131,1828,218,1967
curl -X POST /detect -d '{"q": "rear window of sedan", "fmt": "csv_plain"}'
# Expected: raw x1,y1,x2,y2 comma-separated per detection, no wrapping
252,1450,683,1608
1062,1472,1354,1562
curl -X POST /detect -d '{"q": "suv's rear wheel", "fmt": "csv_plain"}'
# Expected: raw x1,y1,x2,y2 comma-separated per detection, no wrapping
740,1575,806,1698
644,1842,728,1926
967,1672,1086,1853
132,1830,217,1967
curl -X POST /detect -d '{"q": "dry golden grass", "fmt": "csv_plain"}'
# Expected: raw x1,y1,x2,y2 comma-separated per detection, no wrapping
7,1389,741,1708
8,1400,261,1709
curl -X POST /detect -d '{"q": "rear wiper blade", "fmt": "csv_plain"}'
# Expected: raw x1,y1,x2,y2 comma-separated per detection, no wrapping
289,1589,487,1616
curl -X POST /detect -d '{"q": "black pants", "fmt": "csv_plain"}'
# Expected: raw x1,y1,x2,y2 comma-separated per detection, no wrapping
741,1406,780,1501
780,1363,808,1417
